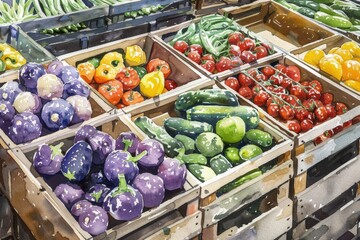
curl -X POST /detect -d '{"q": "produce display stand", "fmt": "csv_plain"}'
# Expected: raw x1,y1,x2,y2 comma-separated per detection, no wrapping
292,35,360,96
8,112,201,240
151,17,283,78
60,33,208,115
194,0,254,15
127,82,294,240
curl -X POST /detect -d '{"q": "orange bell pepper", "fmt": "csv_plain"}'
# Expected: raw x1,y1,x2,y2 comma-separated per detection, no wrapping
121,90,144,106
98,80,123,105
94,64,116,84
77,62,95,84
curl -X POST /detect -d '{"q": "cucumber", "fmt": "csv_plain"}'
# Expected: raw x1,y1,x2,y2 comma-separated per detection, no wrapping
217,169,262,195
175,134,195,154
182,154,207,165
175,89,239,112
186,105,260,130
188,164,217,182
239,144,263,161
134,116,185,158
245,129,273,148
210,154,233,175
164,117,213,138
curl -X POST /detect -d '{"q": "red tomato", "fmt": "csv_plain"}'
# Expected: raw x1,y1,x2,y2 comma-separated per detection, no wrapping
252,85,262,96
267,103,280,117
247,69,257,78
303,99,317,112
238,86,253,99
270,74,284,85
320,93,333,105
300,119,314,132
285,95,301,107
174,41,188,53
229,45,241,56
295,108,309,121
290,85,307,101
266,97,282,107
230,56,243,68
343,120,352,129
285,65,301,82
253,91,269,106
188,51,201,64
280,78,292,89
238,73,254,87
189,44,203,56
280,105,295,120
309,80,323,92
240,50,257,63
201,60,216,73
255,73,267,82
314,107,328,122
275,64,287,74
215,57,232,72
307,88,321,100
202,54,215,62
254,46,268,59
273,86,287,95
165,79,178,91
228,32,244,45
335,102,348,115
325,104,336,118
261,66,275,78
288,120,301,133
333,125,343,135
225,77,240,91
301,81,310,87
238,38,255,51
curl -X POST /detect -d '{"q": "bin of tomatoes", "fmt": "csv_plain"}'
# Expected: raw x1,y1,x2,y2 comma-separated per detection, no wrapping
159,14,278,75
70,36,204,112
223,57,360,144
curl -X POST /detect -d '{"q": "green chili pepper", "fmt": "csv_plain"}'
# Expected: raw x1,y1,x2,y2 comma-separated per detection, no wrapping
200,29,228,57
169,23,196,45
312,0,334,3
189,33,201,45
319,3,349,19
350,18,360,25
315,11,352,29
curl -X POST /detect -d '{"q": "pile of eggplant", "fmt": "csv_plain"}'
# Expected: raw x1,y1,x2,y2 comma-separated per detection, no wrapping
32,125,187,235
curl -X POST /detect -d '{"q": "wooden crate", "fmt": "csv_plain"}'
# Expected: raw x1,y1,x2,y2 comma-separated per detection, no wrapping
151,17,283,78
8,112,201,240
59,34,207,116
218,0,335,52
0,72,112,151
194,0,254,15
218,55,360,151
291,35,360,96
293,193,360,239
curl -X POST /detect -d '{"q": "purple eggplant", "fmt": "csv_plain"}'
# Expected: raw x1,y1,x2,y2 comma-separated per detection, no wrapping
33,142,64,175
78,206,108,236
0,100,15,131
41,99,74,131
71,200,93,217
74,125,98,143
85,184,110,205
115,132,140,155
13,92,42,114
54,182,84,209
62,81,90,99
136,139,165,171
8,112,42,144
0,81,22,104
104,150,148,185
60,66,79,83
132,173,165,208
157,158,187,191
19,63,46,92
37,74,64,100
103,174,143,221
46,60,64,77
61,141,93,181
89,132,115,165
66,96,92,124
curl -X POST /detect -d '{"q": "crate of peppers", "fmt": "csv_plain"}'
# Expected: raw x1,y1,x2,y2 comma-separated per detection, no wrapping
61,34,206,115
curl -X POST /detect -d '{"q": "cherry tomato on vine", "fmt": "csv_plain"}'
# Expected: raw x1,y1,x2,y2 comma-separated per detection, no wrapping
187,51,201,64
335,102,348,115
238,86,253,99
288,120,301,133
267,103,280,117
320,93,333,105
225,77,240,91
314,107,329,122
174,41,188,53
190,44,203,56
325,104,336,118
261,66,275,78
300,119,314,132
280,105,295,120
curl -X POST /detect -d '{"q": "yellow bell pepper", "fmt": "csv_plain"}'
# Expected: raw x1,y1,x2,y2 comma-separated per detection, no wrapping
341,60,360,81
0,43,26,70
319,57,342,80
140,71,164,98
100,52,125,73
334,48,353,61
344,80,360,92
341,41,360,57
304,49,325,67
125,45,146,66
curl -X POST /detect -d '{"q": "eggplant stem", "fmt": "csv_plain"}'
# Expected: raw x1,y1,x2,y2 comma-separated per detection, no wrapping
130,150,147,163
122,139,133,152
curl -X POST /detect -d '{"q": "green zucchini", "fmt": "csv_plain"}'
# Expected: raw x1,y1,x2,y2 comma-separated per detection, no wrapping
175,89,239,112
195,132,224,158
350,18,360,25
188,164,217,182
319,3,349,19
287,0,319,11
245,129,273,148
181,154,207,165
298,7,316,18
175,134,195,154
239,144,263,161
210,155,233,175
186,105,260,130
134,116,185,158
217,169,262,195
164,117,213,138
